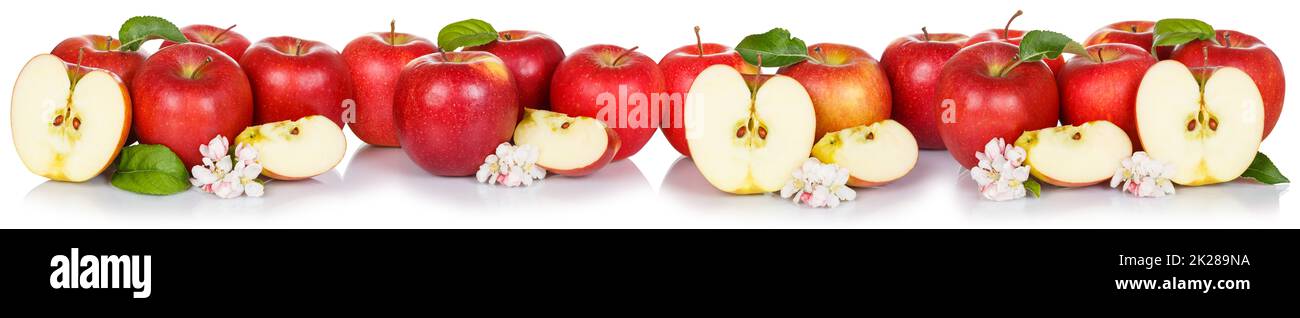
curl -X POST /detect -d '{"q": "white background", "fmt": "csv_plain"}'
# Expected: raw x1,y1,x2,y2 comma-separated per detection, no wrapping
0,0,1293,228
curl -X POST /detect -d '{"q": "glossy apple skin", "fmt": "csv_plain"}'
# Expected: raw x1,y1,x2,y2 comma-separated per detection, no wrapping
966,29,1065,74
937,42,1059,168
657,43,756,157
342,32,437,147
466,30,565,110
1084,21,1171,60
160,24,251,62
131,43,254,167
241,36,353,126
394,52,519,176
778,43,892,140
1171,30,1285,139
546,126,622,177
550,44,664,161
880,32,969,149
51,35,148,86
1058,43,1155,150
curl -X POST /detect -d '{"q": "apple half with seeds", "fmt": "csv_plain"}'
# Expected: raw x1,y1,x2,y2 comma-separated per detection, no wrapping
512,108,621,176
235,115,346,180
12,54,131,182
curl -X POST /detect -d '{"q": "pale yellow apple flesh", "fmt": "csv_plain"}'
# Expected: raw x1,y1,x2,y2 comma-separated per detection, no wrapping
513,108,619,176
1136,60,1263,186
812,120,918,187
1016,120,1133,187
235,115,346,180
685,65,816,194
12,54,130,182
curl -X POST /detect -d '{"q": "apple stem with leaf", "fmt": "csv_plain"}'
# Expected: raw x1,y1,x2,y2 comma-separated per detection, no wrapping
1003,10,1024,40
997,30,1085,77
694,26,704,57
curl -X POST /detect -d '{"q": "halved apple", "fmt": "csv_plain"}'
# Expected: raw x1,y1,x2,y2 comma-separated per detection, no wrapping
685,65,817,194
1135,60,1264,186
1015,120,1133,187
235,115,346,180
513,108,621,176
12,54,131,182
812,120,918,187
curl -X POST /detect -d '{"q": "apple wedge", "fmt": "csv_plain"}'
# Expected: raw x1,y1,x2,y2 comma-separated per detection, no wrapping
812,120,918,187
685,65,816,194
1136,60,1264,186
1015,121,1133,187
12,54,131,182
512,108,621,176
235,115,346,180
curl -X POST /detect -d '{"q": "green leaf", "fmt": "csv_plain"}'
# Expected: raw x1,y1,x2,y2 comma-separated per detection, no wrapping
1241,152,1290,185
1016,30,1087,62
1153,18,1217,47
110,144,191,195
735,28,810,67
438,19,498,51
1025,179,1042,198
117,16,188,51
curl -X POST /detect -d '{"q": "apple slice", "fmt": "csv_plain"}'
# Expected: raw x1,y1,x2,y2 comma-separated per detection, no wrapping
12,54,131,182
1136,60,1264,186
1015,121,1133,187
512,108,621,176
811,120,918,187
235,115,346,180
686,64,816,194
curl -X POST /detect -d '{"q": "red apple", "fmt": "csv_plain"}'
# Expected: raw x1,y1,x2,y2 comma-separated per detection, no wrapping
342,22,437,147
131,43,254,167
657,26,757,157
51,35,148,86
550,44,664,161
1083,21,1172,60
393,51,519,176
880,28,969,149
160,24,251,62
965,11,1065,74
465,30,565,110
1170,30,1285,139
937,41,1059,168
1058,43,1155,150
241,36,353,126
778,43,892,140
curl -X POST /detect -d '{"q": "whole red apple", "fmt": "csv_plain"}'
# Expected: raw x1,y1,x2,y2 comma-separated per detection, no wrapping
161,24,251,62
343,23,437,147
966,11,1065,74
241,36,353,126
1058,43,1155,149
1083,21,1172,60
550,44,664,161
778,43,892,139
1171,30,1285,139
51,35,148,86
131,43,254,167
465,30,565,110
393,51,519,176
657,27,757,157
880,28,969,149
937,41,1059,168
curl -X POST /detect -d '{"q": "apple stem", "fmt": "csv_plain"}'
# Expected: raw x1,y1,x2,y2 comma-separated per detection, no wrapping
214,24,238,43
1003,10,1023,40
502,32,512,41
192,56,214,80
612,46,640,65
1222,31,1232,48
104,35,115,51
921,27,930,42
813,46,826,64
1130,25,1138,33
1094,47,1105,64
294,39,304,56
998,57,1025,78
389,20,397,46
694,26,704,57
